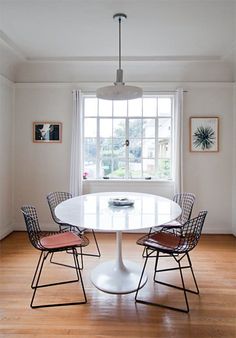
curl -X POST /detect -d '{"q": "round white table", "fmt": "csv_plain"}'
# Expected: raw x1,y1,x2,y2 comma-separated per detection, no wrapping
55,192,181,294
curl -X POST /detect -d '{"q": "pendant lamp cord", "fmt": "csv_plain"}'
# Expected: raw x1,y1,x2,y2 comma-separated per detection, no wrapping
118,17,121,70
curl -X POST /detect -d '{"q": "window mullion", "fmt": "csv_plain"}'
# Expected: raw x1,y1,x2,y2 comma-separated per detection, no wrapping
125,117,129,179
170,97,174,180
141,118,144,179
96,117,100,179
111,117,114,178
141,99,143,178
155,117,159,179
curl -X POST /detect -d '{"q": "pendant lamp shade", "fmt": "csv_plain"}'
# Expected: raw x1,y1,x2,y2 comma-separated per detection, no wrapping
96,13,143,101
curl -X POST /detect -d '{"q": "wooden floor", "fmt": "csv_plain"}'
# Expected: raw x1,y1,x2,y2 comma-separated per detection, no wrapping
0,232,235,338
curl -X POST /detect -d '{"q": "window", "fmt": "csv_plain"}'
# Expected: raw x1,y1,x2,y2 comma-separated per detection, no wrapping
83,95,174,180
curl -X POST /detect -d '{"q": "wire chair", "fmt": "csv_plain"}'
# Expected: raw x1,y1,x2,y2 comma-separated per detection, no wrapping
142,193,196,257
21,205,89,308
172,192,196,225
47,192,101,263
136,210,207,313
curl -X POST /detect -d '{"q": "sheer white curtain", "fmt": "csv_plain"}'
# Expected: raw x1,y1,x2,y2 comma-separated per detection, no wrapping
70,90,83,196
173,88,184,194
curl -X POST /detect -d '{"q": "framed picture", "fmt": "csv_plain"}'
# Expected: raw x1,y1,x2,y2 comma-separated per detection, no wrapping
190,117,219,152
33,122,62,143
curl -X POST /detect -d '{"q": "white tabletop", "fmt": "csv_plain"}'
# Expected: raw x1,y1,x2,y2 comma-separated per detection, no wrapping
55,192,181,232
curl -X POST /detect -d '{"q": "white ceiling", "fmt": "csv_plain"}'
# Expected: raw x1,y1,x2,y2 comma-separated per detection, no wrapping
0,0,235,62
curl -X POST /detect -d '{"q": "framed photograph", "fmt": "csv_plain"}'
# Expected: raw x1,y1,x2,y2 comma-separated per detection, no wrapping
33,122,62,143
190,117,219,152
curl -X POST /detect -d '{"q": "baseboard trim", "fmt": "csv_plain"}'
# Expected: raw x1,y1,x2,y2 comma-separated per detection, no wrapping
0,227,14,240
203,226,232,234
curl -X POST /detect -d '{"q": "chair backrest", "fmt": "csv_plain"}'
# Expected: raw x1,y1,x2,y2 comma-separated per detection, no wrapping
173,193,196,225
177,210,207,253
21,205,42,250
47,191,72,224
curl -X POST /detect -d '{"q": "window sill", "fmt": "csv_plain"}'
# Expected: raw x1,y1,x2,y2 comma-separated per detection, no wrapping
83,178,173,184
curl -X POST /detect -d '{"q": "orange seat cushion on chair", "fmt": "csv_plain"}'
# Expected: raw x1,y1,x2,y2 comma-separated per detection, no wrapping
142,232,181,251
40,232,82,249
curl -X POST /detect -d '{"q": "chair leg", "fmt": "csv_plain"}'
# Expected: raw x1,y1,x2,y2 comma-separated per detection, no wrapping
154,254,199,294
153,251,160,281
142,228,152,258
178,259,189,313
30,249,87,308
135,251,150,301
31,251,44,289
136,250,200,313
78,246,84,269
187,252,199,294
69,226,101,257
92,229,101,257
31,252,47,308
72,248,87,304
77,230,101,257
49,249,84,270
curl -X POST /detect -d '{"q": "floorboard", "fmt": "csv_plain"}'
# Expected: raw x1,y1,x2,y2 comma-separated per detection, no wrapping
0,232,235,338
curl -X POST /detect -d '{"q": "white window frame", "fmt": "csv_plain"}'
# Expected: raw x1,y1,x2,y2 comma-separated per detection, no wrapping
83,94,175,181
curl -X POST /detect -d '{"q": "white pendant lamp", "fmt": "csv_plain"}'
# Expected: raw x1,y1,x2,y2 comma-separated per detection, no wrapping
96,13,143,101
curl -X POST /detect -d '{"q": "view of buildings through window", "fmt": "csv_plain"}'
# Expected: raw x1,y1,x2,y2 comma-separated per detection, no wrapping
83,95,174,180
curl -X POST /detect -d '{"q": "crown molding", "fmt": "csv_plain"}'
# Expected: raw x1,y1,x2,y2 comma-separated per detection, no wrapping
14,81,234,91
0,30,26,60
26,55,223,63
221,39,236,62
0,31,229,64
0,73,14,87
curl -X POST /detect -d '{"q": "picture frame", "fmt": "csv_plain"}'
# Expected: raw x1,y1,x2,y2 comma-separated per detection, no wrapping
189,117,219,152
33,122,62,143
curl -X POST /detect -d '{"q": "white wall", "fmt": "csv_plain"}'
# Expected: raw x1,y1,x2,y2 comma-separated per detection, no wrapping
13,82,233,234
230,0,235,234
184,85,233,233
231,1,236,235
14,84,73,229
0,2,235,237
232,83,236,236
0,75,14,239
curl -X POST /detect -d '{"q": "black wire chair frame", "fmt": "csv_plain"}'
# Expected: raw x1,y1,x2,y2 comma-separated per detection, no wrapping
142,193,196,258
47,192,101,269
135,210,207,313
173,192,196,225
21,205,88,308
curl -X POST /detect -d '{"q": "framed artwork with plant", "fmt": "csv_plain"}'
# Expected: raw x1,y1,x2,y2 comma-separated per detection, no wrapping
189,117,219,152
